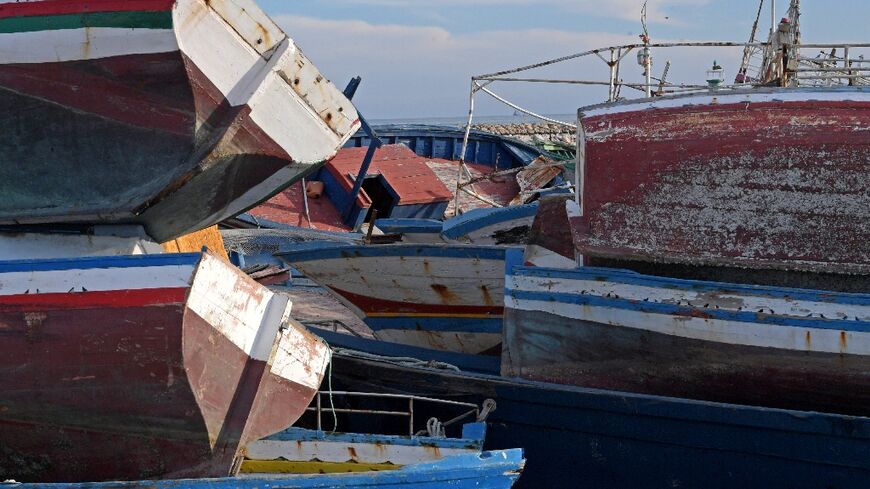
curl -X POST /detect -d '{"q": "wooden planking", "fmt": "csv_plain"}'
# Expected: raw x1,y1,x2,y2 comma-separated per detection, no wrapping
161,225,229,260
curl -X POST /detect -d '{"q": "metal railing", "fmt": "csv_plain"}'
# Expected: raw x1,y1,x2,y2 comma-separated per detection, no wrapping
308,391,492,437
454,39,870,216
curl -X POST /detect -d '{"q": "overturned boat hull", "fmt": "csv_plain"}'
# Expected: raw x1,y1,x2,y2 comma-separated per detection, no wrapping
0,251,330,482
0,0,359,242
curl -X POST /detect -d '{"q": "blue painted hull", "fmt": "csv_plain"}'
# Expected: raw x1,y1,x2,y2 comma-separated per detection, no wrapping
2,450,524,489
325,350,870,489
346,124,544,169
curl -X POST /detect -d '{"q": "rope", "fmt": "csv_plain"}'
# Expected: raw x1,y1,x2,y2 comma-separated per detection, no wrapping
321,340,338,433
426,418,446,438
333,347,462,372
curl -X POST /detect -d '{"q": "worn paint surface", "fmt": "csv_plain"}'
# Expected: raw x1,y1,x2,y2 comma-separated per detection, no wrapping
0,250,328,482
576,88,870,275
245,425,483,470
276,242,509,354
502,255,870,416
3,450,524,488
0,0,359,242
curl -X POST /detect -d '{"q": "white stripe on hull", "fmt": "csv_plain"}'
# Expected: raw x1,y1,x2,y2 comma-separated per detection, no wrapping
247,439,473,467
0,264,196,296
509,274,870,322
583,89,870,118
0,27,177,64
506,295,870,356
374,329,501,355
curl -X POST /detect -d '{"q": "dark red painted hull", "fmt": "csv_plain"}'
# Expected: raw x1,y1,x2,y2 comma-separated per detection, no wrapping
0,52,297,242
575,90,870,275
0,253,326,482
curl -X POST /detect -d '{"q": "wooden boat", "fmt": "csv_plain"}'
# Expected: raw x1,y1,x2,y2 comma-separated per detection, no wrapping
344,124,545,166
503,246,870,416
245,126,562,232
0,0,359,242
276,242,510,354
318,348,870,489
575,87,870,278
1,450,524,489
0,250,330,482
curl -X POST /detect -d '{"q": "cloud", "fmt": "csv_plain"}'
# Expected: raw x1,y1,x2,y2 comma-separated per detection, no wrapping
329,0,710,23
280,14,741,119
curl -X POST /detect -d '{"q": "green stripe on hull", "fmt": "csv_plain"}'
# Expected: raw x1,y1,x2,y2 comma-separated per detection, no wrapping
0,11,172,34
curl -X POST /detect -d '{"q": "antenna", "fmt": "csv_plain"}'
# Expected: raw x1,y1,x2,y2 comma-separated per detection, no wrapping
640,1,650,41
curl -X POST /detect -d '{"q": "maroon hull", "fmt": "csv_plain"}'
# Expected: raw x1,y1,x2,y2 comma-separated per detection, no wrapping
0,302,222,482
575,90,870,276
0,252,329,482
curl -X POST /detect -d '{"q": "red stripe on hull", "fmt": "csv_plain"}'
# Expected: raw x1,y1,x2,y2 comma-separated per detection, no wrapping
0,0,175,19
331,286,503,317
577,98,870,274
0,287,188,311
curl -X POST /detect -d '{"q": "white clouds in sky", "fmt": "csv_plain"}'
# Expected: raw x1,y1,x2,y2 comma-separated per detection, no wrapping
332,0,710,23
279,11,740,119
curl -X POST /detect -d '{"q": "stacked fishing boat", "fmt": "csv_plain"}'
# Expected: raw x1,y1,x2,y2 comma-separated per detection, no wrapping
0,0,524,487
501,5,870,416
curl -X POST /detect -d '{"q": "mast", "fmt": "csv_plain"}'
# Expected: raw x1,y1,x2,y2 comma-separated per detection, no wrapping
737,0,768,83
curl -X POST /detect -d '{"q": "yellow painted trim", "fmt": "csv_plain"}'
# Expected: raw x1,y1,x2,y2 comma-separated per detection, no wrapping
240,459,403,474
365,313,503,319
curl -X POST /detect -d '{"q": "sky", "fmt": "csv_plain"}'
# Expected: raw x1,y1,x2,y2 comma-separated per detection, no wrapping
259,0,870,119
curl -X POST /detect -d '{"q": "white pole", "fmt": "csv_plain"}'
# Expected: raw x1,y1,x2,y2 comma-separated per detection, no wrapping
771,0,776,37
455,80,478,216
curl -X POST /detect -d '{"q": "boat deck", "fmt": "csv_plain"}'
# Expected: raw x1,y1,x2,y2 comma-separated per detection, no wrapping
248,145,523,228
250,180,351,232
